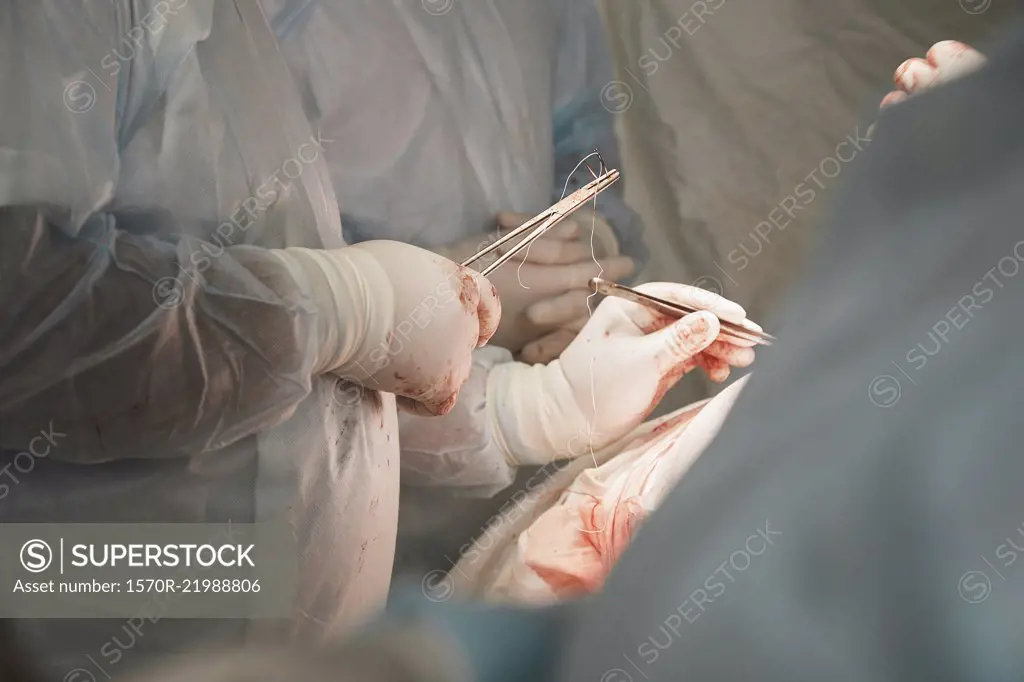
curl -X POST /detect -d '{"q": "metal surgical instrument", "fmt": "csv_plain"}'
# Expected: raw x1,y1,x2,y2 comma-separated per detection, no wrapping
588,277,776,347
460,168,620,276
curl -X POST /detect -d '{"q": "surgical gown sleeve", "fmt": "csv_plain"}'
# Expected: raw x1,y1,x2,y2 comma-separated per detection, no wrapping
397,347,519,497
552,0,648,268
0,3,338,462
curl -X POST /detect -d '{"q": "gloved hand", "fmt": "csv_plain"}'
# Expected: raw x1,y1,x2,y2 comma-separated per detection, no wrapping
486,282,760,465
433,211,635,360
516,209,628,364
281,240,501,416
880,40,986,108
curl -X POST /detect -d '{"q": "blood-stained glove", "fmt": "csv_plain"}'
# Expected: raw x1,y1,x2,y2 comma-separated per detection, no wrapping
282,240,501,416
880,40,987,108
486,282,761,465
433,212,634,359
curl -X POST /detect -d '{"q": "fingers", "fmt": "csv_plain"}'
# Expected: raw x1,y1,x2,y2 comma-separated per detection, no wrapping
892,41,985,100
927,40,986,82
396,379,460,416
717,317,763,349
616,283,766,361
718,332,759,349
543,220,582,241
519,313,588,363
526,289,593,326
632,281,748,324
696,354,731,383
519,328,577,365
595,256,637,285
511,256,635,293
399,389,461,417
503,233,593,265
894,57,939,95
702,339,756,368
458,268,501,346
647,311,720,368
561,315,590,334
497,213,581,240
880,90,909,109
494,217,597,265
496,211,530,228
412,353,475,416
495,212,533,232
557,256,635,291
396,395,438,417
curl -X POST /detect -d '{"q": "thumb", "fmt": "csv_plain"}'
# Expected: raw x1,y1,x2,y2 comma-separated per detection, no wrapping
645,311,720,366
458,268,501,346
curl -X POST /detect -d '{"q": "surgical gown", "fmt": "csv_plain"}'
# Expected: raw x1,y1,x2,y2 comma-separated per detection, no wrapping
1,0,398,677
264,0,648,577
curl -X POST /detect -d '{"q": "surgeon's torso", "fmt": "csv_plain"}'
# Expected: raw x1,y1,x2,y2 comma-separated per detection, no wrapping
266,0,561,246
4,1,399,676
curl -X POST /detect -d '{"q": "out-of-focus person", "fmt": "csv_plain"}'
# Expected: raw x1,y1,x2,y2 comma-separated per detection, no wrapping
267,0,647,365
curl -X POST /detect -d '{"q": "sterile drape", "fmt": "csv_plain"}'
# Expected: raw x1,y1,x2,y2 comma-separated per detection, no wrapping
596,0,1013,413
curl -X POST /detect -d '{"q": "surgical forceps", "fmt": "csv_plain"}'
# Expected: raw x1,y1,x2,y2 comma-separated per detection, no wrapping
460,168,621,276
588,277,776,347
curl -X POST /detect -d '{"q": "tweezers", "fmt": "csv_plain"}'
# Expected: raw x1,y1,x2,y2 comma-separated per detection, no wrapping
461,168,621,276
588,277,776,347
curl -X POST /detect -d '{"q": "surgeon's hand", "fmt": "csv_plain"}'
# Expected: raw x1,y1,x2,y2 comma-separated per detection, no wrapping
515,210,629,364
880,40,986,109
487,283,760,465
283,241,500,416
433,212,635,361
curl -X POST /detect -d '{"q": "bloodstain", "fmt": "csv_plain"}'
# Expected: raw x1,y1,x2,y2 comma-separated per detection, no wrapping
434,390,458,416
647,362,688,416
894,58,938,93
651,411,689,436
476,281,500,342
458,273,477,315
639,310,679,335
364,389,384,415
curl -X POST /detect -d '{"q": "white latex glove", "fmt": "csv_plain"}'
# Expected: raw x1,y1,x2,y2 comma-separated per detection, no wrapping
433,212,635,357
281,240,500,416
880,40,986,109
518,209,625,364
486,282,761,465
